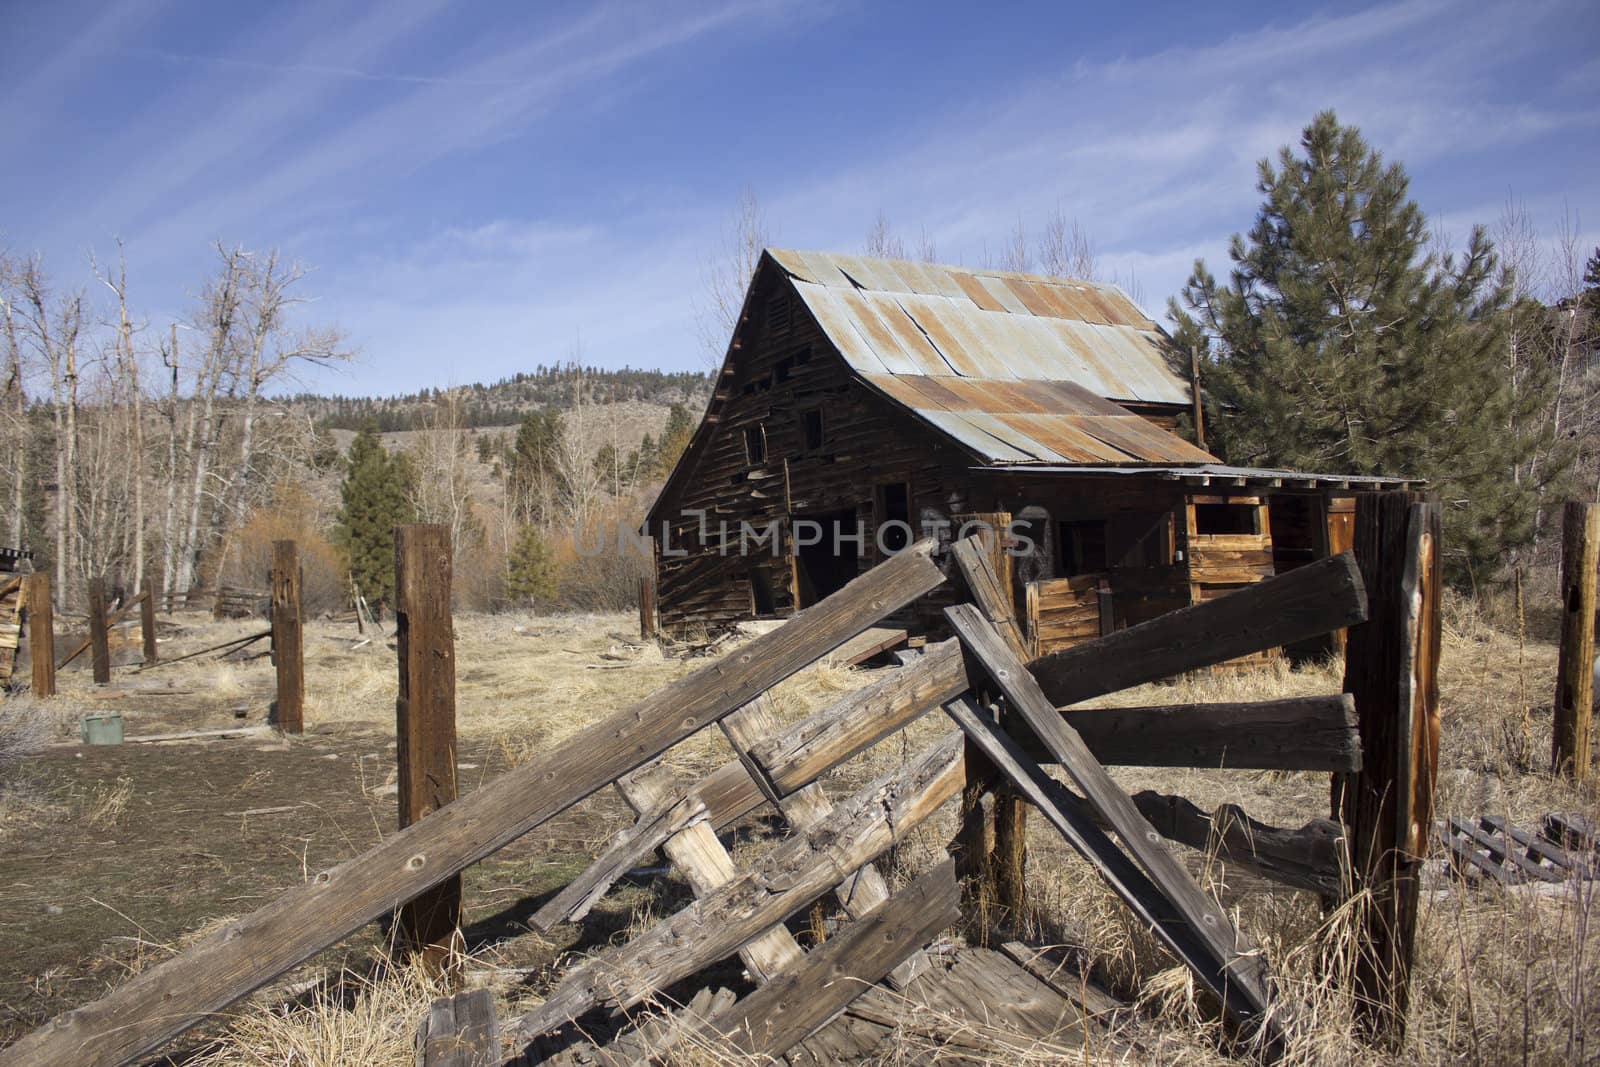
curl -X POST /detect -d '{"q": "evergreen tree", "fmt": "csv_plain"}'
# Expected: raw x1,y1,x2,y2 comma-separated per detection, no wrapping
653,403,694,478
506,524,558,604
333,424,416,610
507,409,564,522
1169,111,1555,578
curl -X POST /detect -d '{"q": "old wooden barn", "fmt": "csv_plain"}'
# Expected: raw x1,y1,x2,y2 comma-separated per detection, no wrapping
645,250,1408,654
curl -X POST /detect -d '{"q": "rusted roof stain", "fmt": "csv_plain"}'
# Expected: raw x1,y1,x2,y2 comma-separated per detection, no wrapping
774,249,1214,467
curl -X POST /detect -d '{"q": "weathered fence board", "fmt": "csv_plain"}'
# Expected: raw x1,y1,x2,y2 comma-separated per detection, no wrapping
0,541,945,1067
1553,501,1597,780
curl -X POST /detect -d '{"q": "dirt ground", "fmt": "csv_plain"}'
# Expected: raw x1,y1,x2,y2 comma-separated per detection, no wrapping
2,598,1597,1065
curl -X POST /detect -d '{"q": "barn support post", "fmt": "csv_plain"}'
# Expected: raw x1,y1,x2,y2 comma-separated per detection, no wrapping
1331,491,1442,1046
1554,501,1598,780
26,573,54,697
394,524,463,974
88,577,110,685
270,541,304,734
140,576,158,665
639,575,657,640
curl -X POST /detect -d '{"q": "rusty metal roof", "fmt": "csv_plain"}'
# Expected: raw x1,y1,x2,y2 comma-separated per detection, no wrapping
772,249,1215,466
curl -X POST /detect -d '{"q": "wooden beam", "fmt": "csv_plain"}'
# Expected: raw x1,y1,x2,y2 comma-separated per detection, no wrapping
638,575,657,640
139,577,157,665
88,578,110,684
685,858,960,1061
56,589,150,671
1029,551,1367,707
944,697,1277,1039
0,540,946,1067
945,606,1284,1042
394,526,461,972
270,541,304,734
25,573,54,698
1554,501,1598,780
416,989,499,1067
1130,791,1346,896
503,734,964,1046
1062,695,1359,772
1331,493,1442,1046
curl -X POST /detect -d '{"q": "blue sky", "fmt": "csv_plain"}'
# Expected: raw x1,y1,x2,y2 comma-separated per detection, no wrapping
3,0,1597,396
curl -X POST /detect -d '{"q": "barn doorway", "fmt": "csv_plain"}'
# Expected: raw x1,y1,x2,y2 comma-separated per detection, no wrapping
793,508,862,607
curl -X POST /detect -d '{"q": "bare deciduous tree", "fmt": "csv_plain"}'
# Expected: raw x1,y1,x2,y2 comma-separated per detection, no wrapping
697,187,769,366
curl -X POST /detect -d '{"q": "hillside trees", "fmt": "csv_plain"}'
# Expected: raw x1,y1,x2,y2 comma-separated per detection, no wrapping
1168,111,1560,578
335,425,416,610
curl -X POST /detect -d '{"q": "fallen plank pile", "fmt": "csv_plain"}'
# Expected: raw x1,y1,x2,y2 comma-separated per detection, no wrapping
1,534,1379,1067
1436,812,1598,886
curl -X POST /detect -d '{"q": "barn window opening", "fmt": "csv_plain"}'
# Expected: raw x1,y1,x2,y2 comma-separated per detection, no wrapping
876,483,911,553
744,425,766,465
794,344,813,365
802,409,825,451
1058,520,1108,577
1194,502,1259,536
775,357,794,383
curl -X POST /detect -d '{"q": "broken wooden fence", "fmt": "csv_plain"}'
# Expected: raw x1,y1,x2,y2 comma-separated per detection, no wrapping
4,530,1391,1066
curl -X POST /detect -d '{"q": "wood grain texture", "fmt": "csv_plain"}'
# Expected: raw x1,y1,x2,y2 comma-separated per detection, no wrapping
945,607,1285,1043
26,573,54,697
682,859,961,1062
503,733,964,1047
1060,695,1359,772
1331,494,1442,1045
88,577,109,684
1130,791,1346,895
416,989,500,1067
140,576,157,664
0,540,945,1067
270,540,304,734
1553,501,1598,780
1029,551,1367,707
394,525,460,970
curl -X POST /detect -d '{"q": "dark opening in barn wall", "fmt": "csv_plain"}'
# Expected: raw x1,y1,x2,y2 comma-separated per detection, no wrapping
794,508,861,607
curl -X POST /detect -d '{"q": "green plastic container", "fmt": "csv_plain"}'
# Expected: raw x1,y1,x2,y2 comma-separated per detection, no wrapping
80,712,124,745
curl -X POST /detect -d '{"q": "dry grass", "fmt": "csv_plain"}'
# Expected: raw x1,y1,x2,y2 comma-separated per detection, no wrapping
19,588,1600,1066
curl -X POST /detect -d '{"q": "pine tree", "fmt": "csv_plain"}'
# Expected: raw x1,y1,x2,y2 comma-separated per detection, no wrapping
653,403,694,478
1169,111,1555,578
333,424,416,610
506,524,558,604
507,409,564,522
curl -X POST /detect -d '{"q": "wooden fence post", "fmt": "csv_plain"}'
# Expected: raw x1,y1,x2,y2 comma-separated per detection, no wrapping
1332,492,1442,1045
26,573,54,697
639,575,657,640
140,576,158,665
88,577,110,685
395,524,462,973
1554,501,1598,781
270,541,304,734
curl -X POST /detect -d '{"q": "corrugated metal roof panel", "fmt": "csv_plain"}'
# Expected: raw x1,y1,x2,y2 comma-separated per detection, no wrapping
995,414,1131,463
950,270,1007,311
918,409,1037,463
790,285,890,374
976,274,1033,315
768,248,818,284
862,292,956,376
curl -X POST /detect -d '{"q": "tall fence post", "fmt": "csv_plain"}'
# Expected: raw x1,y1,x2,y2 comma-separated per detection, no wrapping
140,576,158,665
395,524,462,973
88,577,110,685
26,573,54,697
1332,491,1442,1045
1554,501,1598,780
270,541,304,734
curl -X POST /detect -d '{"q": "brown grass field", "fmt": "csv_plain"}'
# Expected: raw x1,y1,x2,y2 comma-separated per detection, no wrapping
1,593,1597,1065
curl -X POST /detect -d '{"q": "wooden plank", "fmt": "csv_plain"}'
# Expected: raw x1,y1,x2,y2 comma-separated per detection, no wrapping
395,526,461,972
1030,552,1368,707
1331,493,1442,1045
638,575,656,640
140,577,157,665
270,540,304,734
416,989,500,1067
0,540,946,1067
719,694,928,989
26,573,54,698
1131,792,1347,895
681,858,960,1062
1062,695,1360,772
88,577,110,684
829,625,906,665
1553,501,1597,780
1480,815,1577,873
1447,817,1562,884
502,733,964,1047
943,697,1273,1038
944,607,1284,1042
998,941,1124,1021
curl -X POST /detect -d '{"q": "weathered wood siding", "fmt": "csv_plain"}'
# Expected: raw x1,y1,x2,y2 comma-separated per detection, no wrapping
1026,575,1105,657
